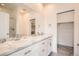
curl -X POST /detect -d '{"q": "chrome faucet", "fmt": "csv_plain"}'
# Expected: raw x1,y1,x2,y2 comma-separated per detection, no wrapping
0,39,6,43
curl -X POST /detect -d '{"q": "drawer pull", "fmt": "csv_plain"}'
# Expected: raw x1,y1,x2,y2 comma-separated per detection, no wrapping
42,42,45,44
50,42,51,46
42,49,45,52
77,44,79,46
24,50,31,55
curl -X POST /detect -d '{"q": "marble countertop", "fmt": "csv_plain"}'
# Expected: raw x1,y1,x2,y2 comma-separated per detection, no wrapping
0,34,52,56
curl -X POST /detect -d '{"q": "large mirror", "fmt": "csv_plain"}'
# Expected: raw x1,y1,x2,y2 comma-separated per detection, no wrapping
0,3,37,42
0,4,16,42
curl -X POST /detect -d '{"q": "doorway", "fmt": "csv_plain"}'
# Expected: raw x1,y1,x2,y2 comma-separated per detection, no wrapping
57,10,74,56
30,19,36,35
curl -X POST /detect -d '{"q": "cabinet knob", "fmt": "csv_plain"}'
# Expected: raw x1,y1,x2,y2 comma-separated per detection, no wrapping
24,50,31,55
7,33,9,35
42,42,45,44
50,42,51,46
42,49,45,52
77,44,79,46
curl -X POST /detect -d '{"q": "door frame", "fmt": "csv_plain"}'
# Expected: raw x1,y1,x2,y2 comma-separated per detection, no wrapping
57,10,75,55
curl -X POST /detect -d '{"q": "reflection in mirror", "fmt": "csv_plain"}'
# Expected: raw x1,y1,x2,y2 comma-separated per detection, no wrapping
30,19,36,35
0,4,16,42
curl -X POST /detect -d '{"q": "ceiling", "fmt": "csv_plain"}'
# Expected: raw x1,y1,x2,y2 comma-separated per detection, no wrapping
0,3,50,11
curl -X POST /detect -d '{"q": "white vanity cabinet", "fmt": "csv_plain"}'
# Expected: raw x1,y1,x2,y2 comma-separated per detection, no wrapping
38,38,51,56
9,37,52,56
9,44,40,56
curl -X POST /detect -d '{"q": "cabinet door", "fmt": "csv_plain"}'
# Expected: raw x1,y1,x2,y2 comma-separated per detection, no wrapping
38,38,51,56
25,44,40,56
37,40,48,56
46,38,52,55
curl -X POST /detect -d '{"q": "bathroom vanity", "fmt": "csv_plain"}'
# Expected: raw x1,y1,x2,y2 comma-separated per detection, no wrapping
0,10,52,56
0,34,52,56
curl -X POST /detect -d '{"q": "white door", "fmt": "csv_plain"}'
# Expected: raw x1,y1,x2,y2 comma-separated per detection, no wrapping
57,22,74,47
0,12,9,39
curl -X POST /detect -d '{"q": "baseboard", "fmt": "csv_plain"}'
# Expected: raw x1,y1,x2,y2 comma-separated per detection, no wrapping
58,44,73,48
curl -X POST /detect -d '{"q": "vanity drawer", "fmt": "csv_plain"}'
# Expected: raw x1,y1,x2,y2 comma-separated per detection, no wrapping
38,39,51,56
9,46,32,56
9,44,40,56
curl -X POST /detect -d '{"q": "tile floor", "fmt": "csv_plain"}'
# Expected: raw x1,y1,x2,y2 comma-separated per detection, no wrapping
51,45,73,56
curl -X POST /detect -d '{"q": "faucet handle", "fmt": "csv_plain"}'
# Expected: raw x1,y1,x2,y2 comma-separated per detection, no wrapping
0,39,6,43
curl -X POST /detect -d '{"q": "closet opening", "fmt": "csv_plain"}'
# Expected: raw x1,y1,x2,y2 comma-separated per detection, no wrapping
57,10,74,56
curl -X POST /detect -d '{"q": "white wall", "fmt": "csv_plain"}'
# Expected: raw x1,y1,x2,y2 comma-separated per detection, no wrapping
74,9,79,56
16,7,27,36
44,4,57,53
57,11,74,23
